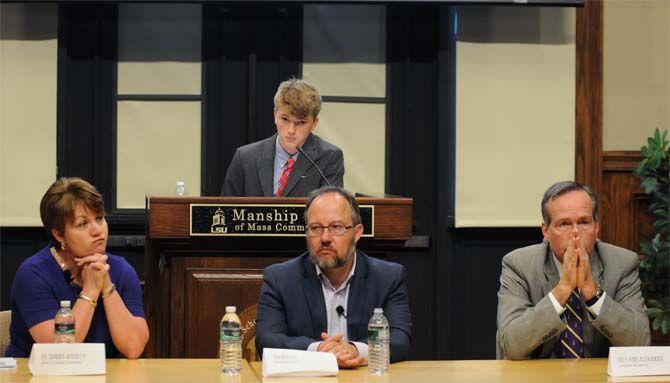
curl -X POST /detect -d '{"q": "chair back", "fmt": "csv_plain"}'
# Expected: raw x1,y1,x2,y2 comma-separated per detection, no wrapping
238,304,258,362
0,310,11,356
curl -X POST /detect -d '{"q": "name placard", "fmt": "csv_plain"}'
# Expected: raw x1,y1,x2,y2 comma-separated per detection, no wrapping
0,358,16,369
608,346,670,378
190,204,374,237
262,348,338,377
29,343,106,376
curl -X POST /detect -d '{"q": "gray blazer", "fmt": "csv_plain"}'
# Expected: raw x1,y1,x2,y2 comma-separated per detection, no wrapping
220,133,344,197
497,241,650,360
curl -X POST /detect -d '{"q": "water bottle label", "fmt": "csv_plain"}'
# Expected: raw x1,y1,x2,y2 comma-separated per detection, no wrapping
368,328,389,342
221,321,241,341
55,323,75,335
221,329,241,341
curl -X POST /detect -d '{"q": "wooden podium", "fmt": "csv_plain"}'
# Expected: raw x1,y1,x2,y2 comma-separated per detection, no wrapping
144,196,412,358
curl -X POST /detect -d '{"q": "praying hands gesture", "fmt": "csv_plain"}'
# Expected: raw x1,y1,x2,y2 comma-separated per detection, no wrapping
552,234,599,306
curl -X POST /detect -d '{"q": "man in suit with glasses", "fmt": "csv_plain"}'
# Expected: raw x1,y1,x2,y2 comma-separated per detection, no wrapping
255,186,412,367
497,181,650,360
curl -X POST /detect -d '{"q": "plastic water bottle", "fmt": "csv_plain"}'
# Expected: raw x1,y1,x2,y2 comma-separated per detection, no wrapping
220,306,242,375
368,307,390,375
54,300,75,343
176,181,186,196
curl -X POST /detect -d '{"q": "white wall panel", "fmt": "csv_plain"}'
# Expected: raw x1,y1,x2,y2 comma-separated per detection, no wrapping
0,4,57,226
456,6,576,227
116,101,201,208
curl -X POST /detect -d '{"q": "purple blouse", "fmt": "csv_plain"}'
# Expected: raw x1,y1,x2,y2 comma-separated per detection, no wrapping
5,246,145,357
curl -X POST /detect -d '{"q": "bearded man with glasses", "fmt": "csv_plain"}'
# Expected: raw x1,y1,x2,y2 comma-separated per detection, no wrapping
255,186,412,367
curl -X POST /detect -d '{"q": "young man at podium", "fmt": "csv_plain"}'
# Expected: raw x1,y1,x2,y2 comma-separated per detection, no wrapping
220,78,344,197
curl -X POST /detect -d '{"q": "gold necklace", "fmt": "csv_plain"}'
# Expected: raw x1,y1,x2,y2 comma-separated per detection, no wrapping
50,246,78,286
49,246,67,271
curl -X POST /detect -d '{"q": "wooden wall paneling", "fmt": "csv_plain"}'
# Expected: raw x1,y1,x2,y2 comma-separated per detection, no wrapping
601,150,654,252
602,154,667,347
601,173,642,251
185,268,264,358
157,251,172,357
575,0,603,194
601,151,668,346
143,239,175,357
169,255,188,357
602,151,644,172
601,151,646,252
167,256,287,358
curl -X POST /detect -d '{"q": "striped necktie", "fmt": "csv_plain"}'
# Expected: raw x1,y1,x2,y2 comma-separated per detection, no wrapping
276,156,296,197
557,289,585,358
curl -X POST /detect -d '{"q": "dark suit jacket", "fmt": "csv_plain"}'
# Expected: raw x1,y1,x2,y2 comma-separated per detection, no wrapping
220,133,344,197
255,251,412,363
497,241,650,360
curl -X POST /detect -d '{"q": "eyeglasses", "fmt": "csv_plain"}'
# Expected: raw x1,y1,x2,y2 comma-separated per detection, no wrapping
306,224,355,236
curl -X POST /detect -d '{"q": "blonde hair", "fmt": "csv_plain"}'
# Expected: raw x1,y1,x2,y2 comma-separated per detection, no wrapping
273,78,322,119
40,177,105,243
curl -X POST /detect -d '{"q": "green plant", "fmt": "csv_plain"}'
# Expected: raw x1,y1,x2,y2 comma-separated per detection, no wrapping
635,128,670,335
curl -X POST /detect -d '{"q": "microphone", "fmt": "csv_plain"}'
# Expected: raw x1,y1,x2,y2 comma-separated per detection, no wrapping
296,146,332,187
336,305,347,318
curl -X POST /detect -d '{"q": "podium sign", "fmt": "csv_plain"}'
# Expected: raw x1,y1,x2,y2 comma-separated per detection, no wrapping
190,204,374,237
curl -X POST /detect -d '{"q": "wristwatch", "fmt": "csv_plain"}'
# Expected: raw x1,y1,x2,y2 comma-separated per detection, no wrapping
585,285,603,306
101,283,116,299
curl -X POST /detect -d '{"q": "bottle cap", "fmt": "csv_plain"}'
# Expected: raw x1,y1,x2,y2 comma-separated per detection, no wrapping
60,300,71,308
374,307,383,314
225,306,237,313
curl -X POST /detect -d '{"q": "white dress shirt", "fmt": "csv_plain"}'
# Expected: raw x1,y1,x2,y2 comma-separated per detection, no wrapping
306,254,369,362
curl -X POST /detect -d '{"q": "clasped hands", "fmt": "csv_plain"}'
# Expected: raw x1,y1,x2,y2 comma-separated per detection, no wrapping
317,332,365,368
75,253,113,296
552,234,599,306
